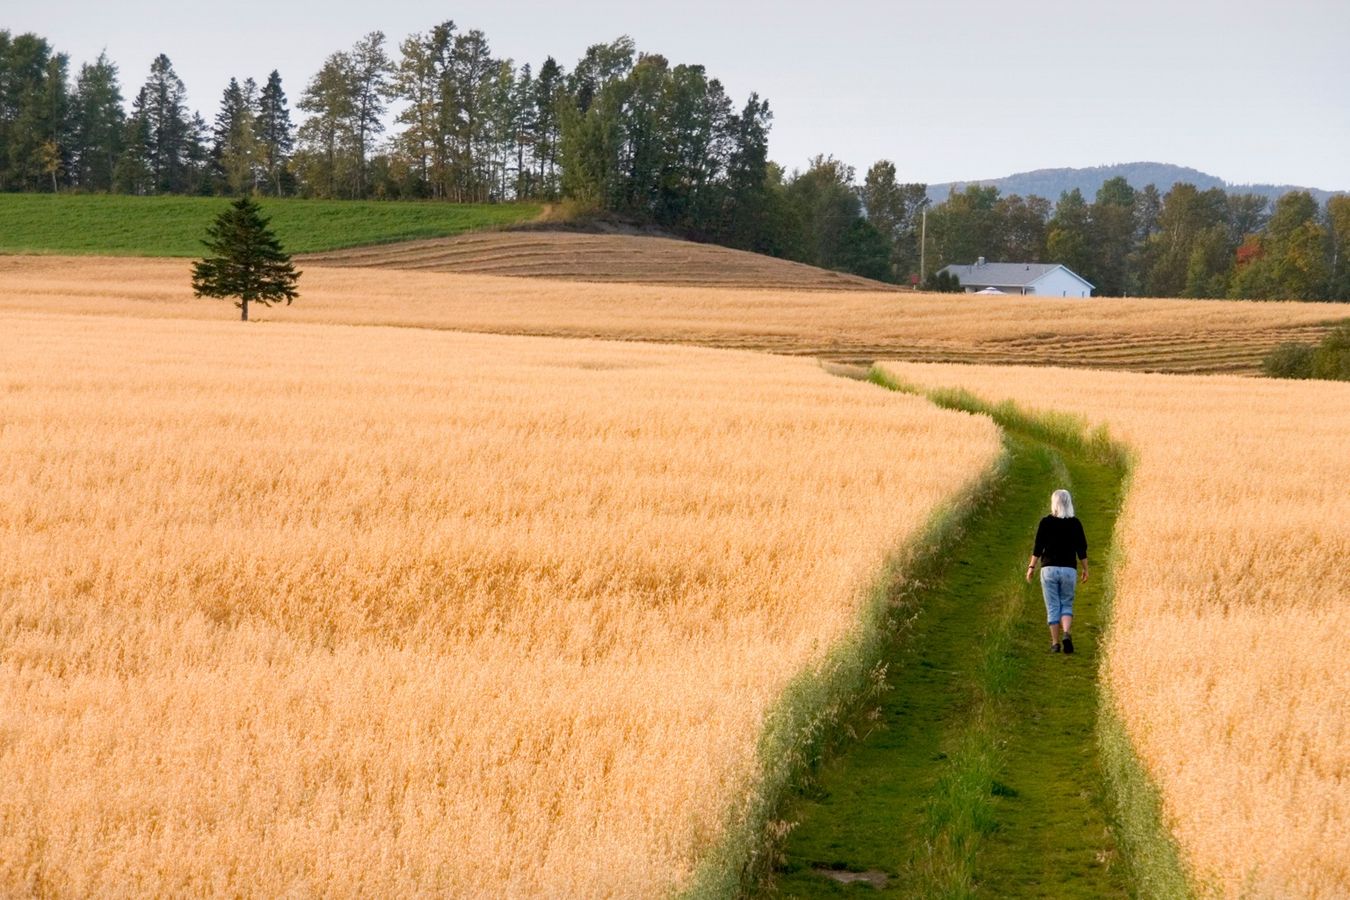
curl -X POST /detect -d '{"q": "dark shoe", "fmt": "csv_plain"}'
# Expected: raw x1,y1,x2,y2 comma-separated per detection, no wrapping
1062,635,1074,655
1049,643,1061,653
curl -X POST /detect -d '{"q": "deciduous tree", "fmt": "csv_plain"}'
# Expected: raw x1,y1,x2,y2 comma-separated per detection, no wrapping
1143,183,1227,296
1089,177,1136,295
532,56,566,196
347,31,391,198
836,217,893,282
861,160,927,280
1230,192,1329,299
719,93,774,251
1046,189,1093,283
449,29,501,202
927,184,1001,271
1326,195,1350,301
297,51,354,197
784,155,860,270
994,193,1050,263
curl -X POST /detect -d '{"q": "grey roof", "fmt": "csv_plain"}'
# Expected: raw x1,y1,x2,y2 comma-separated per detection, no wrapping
938,261,1094,289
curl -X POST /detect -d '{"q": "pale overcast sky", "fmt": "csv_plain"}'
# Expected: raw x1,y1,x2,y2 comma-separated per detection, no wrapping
9,0,1349,189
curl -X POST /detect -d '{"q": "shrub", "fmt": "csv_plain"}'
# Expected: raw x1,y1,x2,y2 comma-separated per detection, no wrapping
1261,342,1315,379
1311,323,1350,381
923,271,963,293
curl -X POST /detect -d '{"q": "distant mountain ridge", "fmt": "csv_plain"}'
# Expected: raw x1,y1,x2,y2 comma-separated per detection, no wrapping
926,162,1342,206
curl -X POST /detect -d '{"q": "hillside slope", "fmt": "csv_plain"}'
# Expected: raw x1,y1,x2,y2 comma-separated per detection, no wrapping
927,162,1341,205
298,231,894,291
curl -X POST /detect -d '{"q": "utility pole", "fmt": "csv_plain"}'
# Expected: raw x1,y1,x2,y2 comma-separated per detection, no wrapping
919,198,930,288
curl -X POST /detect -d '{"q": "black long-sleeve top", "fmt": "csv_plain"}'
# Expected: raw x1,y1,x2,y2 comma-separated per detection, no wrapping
1033,516,1088,568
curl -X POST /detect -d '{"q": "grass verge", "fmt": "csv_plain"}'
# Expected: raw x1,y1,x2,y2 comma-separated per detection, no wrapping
869,371,1126,470
681,428,1010,898
0,194,541,256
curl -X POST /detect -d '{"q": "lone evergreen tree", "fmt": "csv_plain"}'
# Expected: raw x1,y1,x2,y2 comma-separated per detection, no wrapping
191,197,299,320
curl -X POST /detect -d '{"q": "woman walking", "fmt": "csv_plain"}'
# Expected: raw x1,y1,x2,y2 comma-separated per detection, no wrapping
1026,489,1088,654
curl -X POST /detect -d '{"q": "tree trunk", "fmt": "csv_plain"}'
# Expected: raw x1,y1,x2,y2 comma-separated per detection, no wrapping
241,298,249,321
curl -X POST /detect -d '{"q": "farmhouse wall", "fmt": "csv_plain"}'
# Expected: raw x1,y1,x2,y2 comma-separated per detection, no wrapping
1029,268,1092,297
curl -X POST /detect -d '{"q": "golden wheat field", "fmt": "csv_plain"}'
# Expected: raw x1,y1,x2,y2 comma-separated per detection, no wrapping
0,254,1342,373
0,311,1000,896
880,361,1350,898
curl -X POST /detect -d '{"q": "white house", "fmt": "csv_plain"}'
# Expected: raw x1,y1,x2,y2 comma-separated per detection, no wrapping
939,258,1094,297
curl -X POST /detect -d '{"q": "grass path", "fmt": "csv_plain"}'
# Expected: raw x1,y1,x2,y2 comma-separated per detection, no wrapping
760,415,1130,897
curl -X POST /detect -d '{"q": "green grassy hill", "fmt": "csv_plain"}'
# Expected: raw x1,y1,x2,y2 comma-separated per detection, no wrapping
0,194,542,257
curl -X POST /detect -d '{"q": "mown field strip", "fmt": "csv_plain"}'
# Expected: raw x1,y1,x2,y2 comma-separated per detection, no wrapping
4,254,1341,374
763,400,1132,897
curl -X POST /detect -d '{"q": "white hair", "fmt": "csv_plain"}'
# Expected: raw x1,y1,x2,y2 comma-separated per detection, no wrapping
1050,489,1075,518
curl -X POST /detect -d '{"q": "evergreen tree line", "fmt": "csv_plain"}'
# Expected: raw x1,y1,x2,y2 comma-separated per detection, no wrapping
0,30,291,196
2,25,1346,298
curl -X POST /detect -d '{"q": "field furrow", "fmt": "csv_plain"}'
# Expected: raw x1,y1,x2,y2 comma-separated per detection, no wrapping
298,231,895,291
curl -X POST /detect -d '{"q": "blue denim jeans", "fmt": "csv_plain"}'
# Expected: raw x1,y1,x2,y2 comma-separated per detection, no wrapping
1040,566,1077,623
